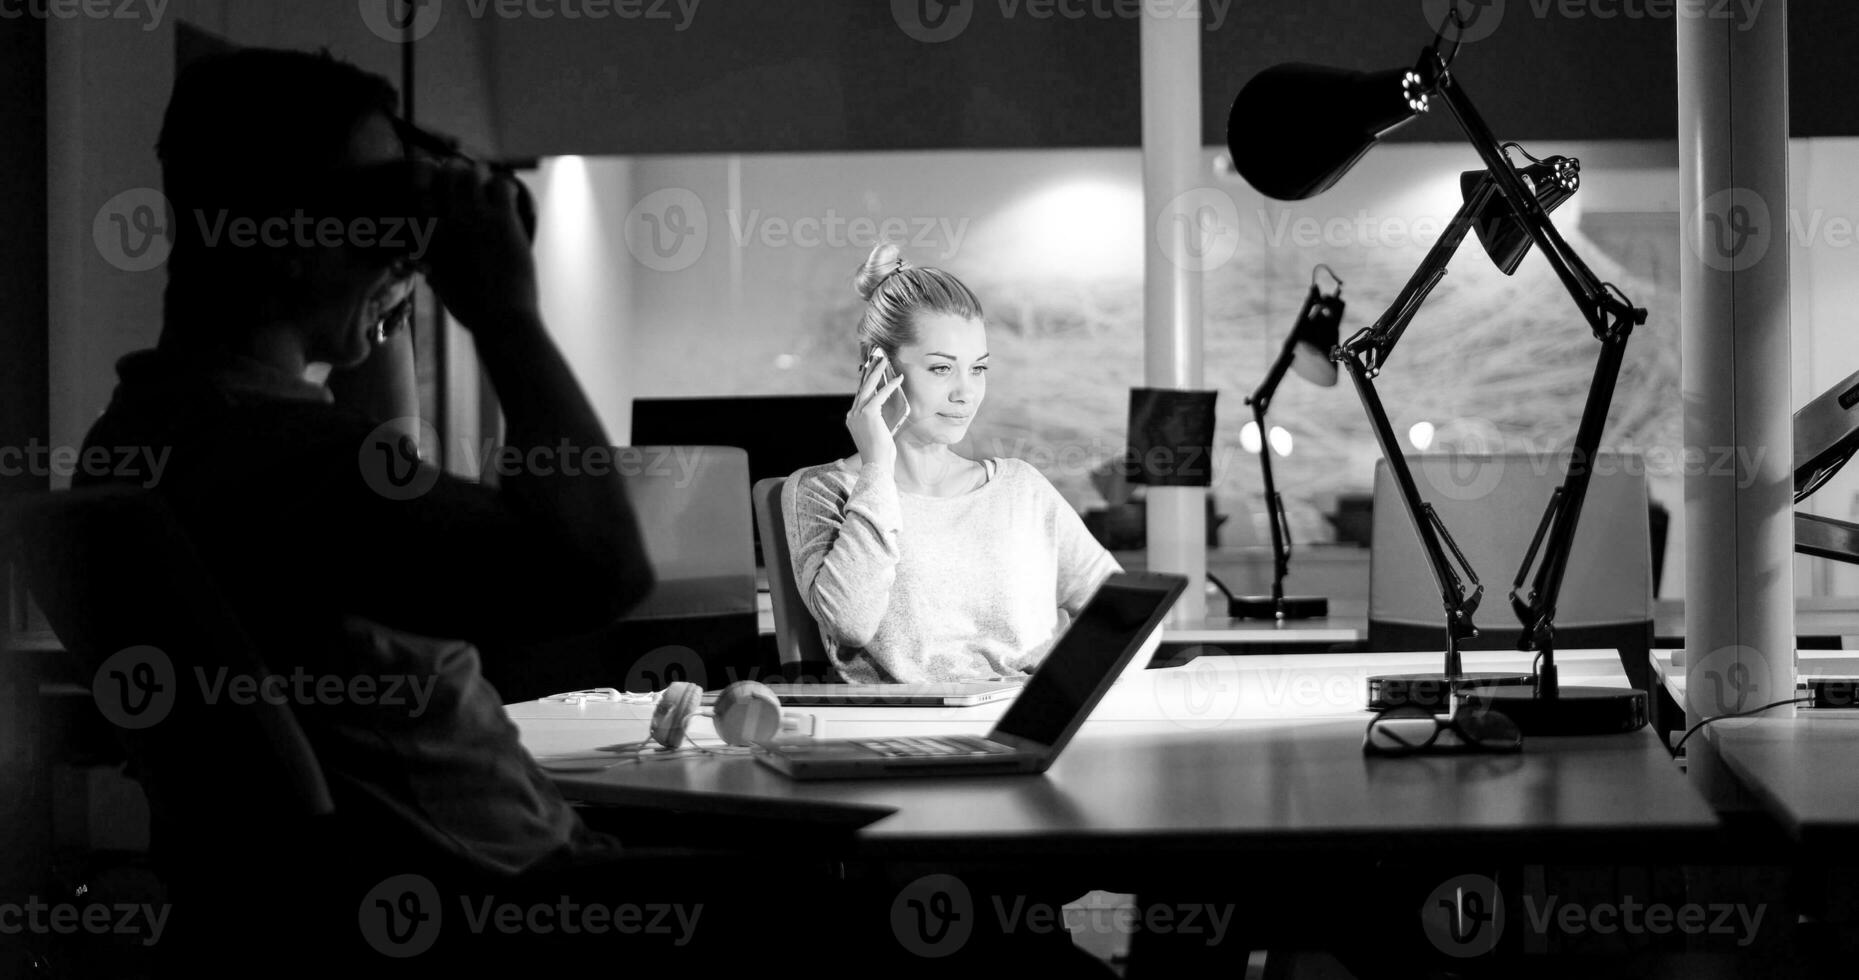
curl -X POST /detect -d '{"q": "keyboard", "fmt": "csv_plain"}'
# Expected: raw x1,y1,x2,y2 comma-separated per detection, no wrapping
855,735,1006,758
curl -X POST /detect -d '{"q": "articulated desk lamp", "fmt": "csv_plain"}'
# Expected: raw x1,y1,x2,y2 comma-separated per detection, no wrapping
1226,5,1650,733
1793,374,1859,708
1223,266,1345,621
1796,367,1859,560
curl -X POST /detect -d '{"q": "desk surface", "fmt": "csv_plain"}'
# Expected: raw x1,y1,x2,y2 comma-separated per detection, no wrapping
510,650,1715,865
1709,715,1859,848
1650,649,1859,708
761,594,1859,645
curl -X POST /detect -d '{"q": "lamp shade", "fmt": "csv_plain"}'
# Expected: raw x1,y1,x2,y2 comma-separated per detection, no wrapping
1290,289,1344,387
1227,63,1430,201
1463,155,1580,275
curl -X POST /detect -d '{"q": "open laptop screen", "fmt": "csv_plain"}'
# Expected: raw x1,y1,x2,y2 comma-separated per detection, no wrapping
992,573,1185,749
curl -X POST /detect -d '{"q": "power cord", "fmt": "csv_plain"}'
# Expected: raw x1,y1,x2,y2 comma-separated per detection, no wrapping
1667,696,1813,759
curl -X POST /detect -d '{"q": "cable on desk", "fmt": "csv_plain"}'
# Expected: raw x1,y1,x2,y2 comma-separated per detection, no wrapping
1667,696,1814,759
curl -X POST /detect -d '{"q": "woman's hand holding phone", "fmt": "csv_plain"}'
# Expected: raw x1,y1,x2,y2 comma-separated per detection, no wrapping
848,349,909,469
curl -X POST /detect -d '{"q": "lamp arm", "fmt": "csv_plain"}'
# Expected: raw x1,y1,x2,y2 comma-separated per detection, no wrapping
1340,181,1496,373
1424,52,1644,341
1798,512,1859,564
1248,399,1293,608
1341,350,1482,672
1247,314,1306,412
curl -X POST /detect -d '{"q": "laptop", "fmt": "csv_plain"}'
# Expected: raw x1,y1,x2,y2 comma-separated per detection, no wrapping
754,571,1187,780
703,682,1023,707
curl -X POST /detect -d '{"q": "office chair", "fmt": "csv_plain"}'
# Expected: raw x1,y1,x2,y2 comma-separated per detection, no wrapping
1368,453,1655,696
752,477,831,681
483,447,761,699
0,487,403,970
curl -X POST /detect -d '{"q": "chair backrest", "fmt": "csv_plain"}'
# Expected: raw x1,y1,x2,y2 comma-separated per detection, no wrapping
0,488,334,842
752,477,830,677
1369,453,1653,650
621,446,757,621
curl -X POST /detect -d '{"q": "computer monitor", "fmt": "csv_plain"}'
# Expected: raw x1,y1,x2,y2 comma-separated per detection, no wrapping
631,394,857,565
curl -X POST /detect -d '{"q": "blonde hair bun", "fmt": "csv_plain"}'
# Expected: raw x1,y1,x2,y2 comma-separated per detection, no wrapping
854,242,910,301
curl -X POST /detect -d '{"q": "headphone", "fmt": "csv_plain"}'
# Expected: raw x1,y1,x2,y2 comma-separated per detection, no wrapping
648,680,794,749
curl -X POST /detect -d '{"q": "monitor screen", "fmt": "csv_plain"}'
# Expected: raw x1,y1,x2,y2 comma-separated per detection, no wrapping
631,395,857,487
992,572,1186,750
632,395,857,566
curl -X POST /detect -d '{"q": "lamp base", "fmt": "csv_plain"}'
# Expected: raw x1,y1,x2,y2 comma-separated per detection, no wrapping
1462,684,1649,736
1367,672,1535,713
1230,595,1329,620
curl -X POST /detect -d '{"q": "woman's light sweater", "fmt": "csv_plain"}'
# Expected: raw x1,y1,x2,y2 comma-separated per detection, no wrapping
784,455,1122,683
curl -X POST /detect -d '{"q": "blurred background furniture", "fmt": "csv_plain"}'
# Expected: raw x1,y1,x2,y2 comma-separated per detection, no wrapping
1368,454,1655,696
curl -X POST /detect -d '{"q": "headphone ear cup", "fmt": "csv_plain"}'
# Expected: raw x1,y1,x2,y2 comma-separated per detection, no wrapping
650,681,704,749
711,681,784,746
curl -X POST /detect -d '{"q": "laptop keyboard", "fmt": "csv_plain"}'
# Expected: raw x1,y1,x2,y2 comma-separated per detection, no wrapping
856,735,1003,758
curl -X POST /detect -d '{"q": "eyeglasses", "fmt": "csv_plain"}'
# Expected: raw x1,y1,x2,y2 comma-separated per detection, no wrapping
1363,702,1523,756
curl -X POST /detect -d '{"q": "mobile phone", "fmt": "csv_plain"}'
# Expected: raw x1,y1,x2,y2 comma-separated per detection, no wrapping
871,356,911,434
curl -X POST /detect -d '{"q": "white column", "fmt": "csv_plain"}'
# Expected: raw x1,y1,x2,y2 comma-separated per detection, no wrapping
1140,2,1208,623
1679,1,1794,761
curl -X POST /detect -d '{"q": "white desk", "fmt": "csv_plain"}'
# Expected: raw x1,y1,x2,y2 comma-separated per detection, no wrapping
511,648,1633,765
1650,649,1859,709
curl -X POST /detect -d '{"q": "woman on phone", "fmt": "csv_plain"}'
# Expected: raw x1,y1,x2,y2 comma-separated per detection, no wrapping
783,244,1122,683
